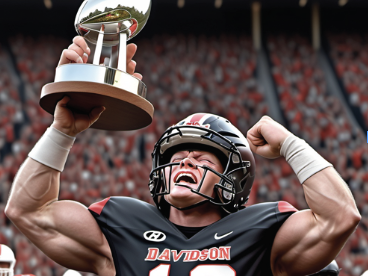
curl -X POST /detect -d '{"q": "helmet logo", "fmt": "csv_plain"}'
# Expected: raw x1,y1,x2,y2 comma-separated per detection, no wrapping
185,122,210,129
144,231,167,242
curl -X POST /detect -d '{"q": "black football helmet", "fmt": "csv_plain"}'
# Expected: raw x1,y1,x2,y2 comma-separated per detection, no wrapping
309,260,340,276
149,113,255,215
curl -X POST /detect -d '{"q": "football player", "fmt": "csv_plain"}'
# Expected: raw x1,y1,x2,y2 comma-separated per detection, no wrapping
0,244,35,276
0,244,15,276
5,37,360,275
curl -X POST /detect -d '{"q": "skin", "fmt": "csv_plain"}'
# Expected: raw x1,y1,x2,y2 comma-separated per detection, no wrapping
247,116,360,275
5,36,361,275
165,150,224,227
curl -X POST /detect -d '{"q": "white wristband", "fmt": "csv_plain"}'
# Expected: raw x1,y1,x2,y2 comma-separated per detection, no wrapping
28,127,76,172
280,135,332,184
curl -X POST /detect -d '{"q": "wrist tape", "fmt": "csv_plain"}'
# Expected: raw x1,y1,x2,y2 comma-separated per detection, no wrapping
280,135,332,184
28,127,76,172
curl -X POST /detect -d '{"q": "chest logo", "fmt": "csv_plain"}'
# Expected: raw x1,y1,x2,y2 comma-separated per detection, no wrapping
144,231,166,242
214,231,233,240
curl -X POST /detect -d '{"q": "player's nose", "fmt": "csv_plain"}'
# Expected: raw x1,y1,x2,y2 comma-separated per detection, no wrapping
180,157,196,169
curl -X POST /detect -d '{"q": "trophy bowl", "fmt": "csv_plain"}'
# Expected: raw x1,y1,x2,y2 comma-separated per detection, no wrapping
40,0,153,131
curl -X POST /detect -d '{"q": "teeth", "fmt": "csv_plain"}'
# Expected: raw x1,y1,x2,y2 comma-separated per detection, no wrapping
175,173,195,183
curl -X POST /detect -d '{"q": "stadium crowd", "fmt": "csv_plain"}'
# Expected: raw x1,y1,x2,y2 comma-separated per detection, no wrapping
328,33,368,128
0,33,366,275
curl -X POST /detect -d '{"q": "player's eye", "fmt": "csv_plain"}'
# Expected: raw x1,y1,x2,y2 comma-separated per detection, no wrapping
171,155,185,162
199,158,214,164
172,158,183,162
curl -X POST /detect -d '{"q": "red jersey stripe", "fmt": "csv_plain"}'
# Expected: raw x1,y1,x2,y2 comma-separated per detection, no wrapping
89,197,111,215
278,201,298,213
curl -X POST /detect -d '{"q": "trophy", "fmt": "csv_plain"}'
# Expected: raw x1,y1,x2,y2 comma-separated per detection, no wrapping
40,0,153,131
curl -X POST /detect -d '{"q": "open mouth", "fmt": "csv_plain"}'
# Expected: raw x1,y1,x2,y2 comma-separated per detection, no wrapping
174,173,197,184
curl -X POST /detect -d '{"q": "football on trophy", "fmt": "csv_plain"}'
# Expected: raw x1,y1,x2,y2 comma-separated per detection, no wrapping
75,0,151,46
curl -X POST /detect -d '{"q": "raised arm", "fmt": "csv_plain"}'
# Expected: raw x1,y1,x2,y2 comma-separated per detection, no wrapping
246,116,361,276
5,36,141,274
5,157,113,273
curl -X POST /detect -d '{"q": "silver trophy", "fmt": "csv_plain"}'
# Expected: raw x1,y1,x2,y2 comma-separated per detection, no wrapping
40,0,153,131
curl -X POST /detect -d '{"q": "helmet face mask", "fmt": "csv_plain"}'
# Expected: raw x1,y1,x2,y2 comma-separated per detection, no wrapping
150,158,246,210
149,113,255,215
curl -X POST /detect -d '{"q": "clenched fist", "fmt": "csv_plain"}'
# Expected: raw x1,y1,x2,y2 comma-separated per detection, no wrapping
246,116,292,159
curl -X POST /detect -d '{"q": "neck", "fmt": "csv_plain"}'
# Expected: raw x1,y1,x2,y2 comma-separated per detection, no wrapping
169,202,222,227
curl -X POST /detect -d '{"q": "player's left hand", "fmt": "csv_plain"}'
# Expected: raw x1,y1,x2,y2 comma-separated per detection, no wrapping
58,36,142,80
246,116,292,159
125,43,143,80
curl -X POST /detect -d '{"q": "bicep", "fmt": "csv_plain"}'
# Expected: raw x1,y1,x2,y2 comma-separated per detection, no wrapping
270,210,343,276
16,200,112,273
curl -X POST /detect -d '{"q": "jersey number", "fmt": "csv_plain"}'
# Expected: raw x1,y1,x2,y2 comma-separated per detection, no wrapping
149,264,236,276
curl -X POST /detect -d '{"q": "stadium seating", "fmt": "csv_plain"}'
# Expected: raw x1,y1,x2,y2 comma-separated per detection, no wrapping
328,33,368,128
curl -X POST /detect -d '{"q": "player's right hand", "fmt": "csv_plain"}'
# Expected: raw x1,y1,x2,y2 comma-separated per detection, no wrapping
51,96,105,137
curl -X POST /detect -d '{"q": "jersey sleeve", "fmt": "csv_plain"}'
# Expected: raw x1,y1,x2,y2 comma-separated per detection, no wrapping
89,197,111,216
88,197,111,227
275,201,298,222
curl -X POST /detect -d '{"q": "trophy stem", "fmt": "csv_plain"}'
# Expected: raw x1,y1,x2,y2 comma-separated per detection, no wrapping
117,32,127,72
110,45,118,68
93,24,105,65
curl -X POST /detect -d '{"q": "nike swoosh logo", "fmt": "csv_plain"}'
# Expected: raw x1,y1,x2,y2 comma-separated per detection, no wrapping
214,231,233,240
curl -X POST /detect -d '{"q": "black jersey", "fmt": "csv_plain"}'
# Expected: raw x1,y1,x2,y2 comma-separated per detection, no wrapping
89,197,297,276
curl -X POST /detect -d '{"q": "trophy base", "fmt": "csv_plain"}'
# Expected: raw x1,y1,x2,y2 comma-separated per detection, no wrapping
40,81,154,131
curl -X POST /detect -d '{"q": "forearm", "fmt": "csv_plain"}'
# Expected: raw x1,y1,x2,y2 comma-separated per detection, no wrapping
270,136,361,275
6,126,75,218
303,167,360,228
6,158,60,217
281,135,360,230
